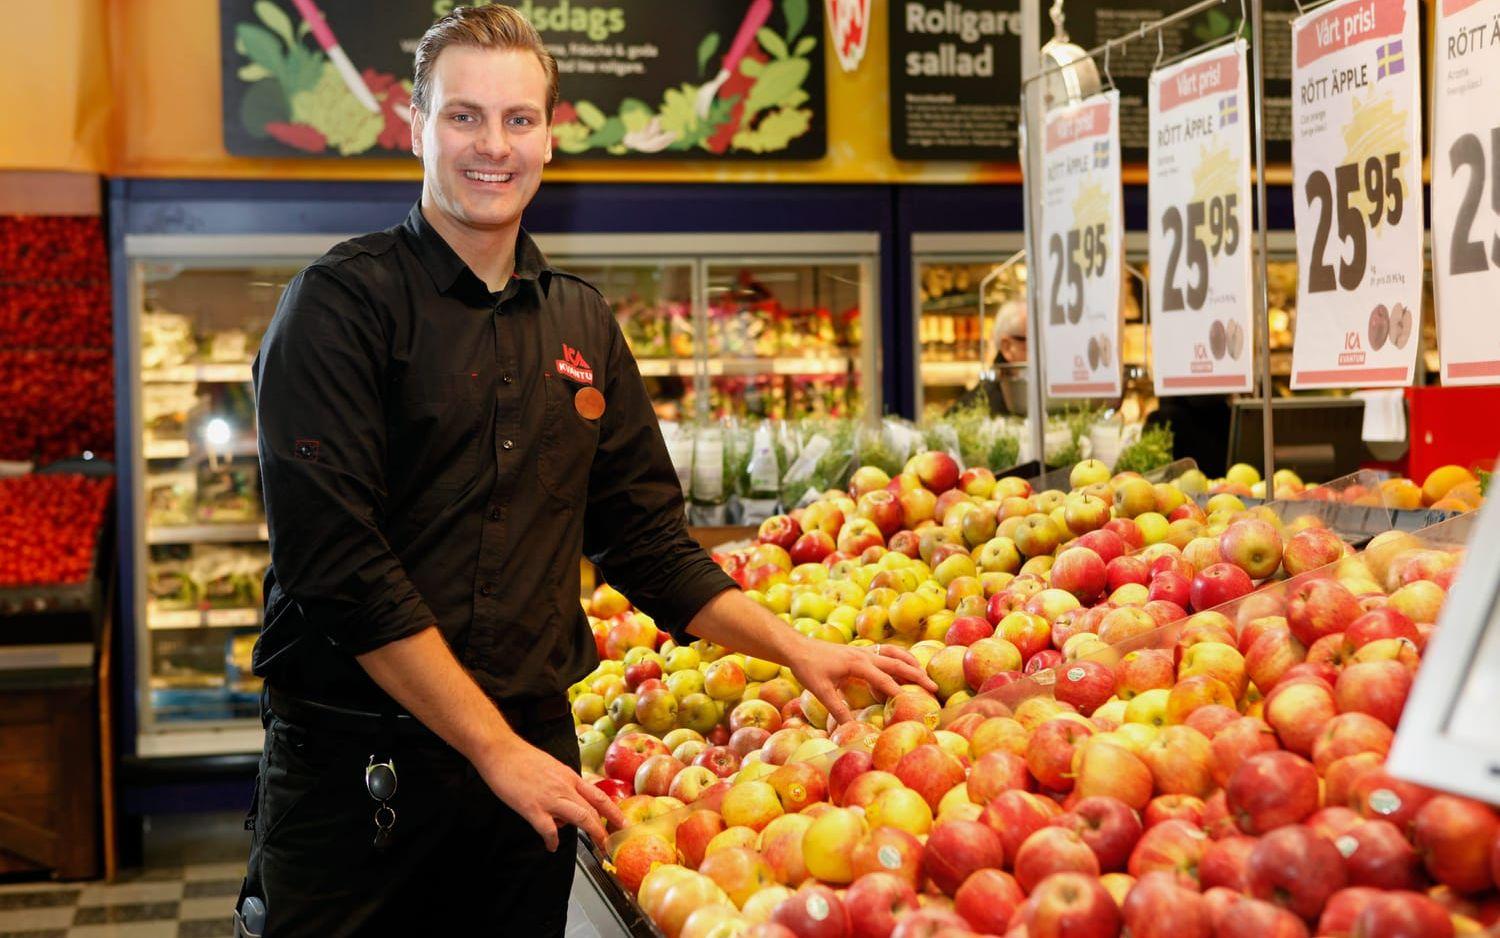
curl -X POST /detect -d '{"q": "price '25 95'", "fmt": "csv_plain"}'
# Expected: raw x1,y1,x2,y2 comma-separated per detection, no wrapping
1304,152,1404,293
1159,195,1241,312
1447,128,1500,276
1049,224,1108,324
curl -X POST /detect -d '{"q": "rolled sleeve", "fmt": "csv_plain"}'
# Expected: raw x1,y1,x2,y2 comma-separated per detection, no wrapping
582,316,737,642
255,267,436,655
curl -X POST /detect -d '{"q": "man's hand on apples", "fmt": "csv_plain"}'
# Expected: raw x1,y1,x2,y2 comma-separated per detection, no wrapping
789,640,938,725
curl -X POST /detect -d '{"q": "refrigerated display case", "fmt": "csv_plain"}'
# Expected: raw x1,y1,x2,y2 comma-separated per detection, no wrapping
120,231,881,756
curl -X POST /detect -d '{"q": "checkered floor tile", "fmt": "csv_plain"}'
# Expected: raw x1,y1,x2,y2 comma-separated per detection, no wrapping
0,862,243,938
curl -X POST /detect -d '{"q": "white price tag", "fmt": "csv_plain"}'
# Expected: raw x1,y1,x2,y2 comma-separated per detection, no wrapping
1290,0,1425,389
1433,0,1500,385
1039,90,1124,399
1148,41,1255,396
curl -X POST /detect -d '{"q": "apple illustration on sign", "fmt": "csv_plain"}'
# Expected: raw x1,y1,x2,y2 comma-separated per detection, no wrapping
1368,304,1389,350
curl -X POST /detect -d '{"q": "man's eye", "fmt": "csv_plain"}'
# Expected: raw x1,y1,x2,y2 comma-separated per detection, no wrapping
510,116,532,126
452,113,474,123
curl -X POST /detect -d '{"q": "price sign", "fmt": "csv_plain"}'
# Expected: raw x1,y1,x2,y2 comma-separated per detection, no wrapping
1290,0,1425,389
1039,90,1124,399
1148,41,1254,396
1433,0,1500,385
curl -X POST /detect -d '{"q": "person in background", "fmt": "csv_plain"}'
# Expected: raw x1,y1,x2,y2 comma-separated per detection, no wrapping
240,7,934,935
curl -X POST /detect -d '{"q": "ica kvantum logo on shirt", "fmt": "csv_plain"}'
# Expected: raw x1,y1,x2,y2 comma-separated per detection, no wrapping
556,343,594,385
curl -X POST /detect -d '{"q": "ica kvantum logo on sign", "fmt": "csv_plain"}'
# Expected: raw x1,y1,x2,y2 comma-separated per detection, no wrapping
827,0,871,72
556,343,594,385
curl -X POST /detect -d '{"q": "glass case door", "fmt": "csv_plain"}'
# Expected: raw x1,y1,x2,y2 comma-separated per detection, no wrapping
701,256,876,421
131,251,316,752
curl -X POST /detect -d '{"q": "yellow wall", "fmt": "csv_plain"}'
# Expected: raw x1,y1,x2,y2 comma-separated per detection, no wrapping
102,0,1020,183
0,0,112,174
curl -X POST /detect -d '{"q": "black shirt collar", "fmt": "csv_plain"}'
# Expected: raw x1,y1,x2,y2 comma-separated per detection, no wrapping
400,203,552,302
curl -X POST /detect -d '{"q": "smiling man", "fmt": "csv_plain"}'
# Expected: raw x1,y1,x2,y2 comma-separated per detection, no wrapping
241,5,930,936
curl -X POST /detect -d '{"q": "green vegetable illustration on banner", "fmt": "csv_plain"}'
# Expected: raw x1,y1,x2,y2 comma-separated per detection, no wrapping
220,0,824,160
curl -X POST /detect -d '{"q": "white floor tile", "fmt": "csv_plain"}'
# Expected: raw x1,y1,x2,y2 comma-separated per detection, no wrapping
0,904,76,930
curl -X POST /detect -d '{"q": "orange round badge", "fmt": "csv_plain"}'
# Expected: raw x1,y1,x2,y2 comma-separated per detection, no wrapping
574,386,606,420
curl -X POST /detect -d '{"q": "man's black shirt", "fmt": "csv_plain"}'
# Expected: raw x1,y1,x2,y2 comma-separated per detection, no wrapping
251,204,736,708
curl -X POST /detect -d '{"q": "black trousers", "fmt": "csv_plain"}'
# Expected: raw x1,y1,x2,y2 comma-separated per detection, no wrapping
239,693,580,937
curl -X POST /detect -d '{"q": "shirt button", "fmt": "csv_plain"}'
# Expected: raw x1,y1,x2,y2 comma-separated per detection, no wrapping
479,583,493,597
502,374,514,385
488,506,501,522
502,439,514,450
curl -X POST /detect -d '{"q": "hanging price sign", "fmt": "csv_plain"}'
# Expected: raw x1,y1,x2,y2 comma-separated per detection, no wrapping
1433,0,1500,385
1290,0,1425,389
1148,41,1254,396
1039,90,1124,399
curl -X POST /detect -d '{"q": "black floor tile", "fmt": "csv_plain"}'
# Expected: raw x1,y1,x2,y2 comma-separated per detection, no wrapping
0,893,79,911
182,881,239,900
179,918,235,938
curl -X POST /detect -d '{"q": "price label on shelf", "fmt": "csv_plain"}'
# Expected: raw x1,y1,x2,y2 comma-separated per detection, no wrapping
1290,0,1425,389
1432,0,1500,385
1039,90,1124,399
1148,41,1255,396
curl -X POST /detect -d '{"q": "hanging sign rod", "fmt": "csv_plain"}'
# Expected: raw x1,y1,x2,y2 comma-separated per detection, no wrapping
1021,0,1230,88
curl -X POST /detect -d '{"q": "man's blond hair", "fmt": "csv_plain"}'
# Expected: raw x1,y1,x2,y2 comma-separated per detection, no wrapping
412,5,559,121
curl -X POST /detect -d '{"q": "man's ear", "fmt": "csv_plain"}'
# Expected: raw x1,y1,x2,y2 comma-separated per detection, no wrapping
543,118,553,165
410,105,425,159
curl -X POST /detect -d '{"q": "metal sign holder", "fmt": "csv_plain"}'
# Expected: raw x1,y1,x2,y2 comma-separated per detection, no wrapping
1016,0,1277,487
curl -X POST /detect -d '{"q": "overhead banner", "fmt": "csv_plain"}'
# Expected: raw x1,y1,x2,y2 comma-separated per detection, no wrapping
1039,90,1123,399
1432,0,1500,386
1148,41,1254,396
219,0,825,160
1289,0,1424,389
888,0,1025,161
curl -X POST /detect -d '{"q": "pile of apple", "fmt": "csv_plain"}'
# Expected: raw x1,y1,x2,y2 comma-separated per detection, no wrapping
586,523,1497,938
570,451,1498,937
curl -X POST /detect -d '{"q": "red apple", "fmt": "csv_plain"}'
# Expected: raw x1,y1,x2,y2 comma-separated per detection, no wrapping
1264,678,1338,757
791,530,836,565
913,451,961,494
894,744,966,813
923,819,1005,896
1246,824,1347,920
1200,835,1258,892
1226,751,1319,835
1334,661,1412,730
967,750,1031,805
1411,795,1499,894
1115,649,1176,700
953,868,1024,934
981,790,1060,867
1049,795,1143,872
1317,886,1382,937
1286,579,1361,647
1347,772,1435,833
771,883,850,938
1311,712,1393,773
1106,556,1151,592
856,489,904,538
1335,818,1423,890
844,871,917,938
604,732,670,784
1055,660,1116,716
1122,869,1211,938
1026,717,1096,792
758,514,802,549
1127,818,1207,888
827,750,874,806
1349,891,1455,938
1245,627,1308,695
1210,717,1279,788
1215,897,1311,938
1306,805,1363,842
1020,871,1122,938
730,726,772,759
1189,563,1255,612
1144,794,1206,829
849,825,924,888
1282,527,1348,578
1343,608,1419,651
1184,704,1240,739
1076,529,1128,565
1147,571,1193,608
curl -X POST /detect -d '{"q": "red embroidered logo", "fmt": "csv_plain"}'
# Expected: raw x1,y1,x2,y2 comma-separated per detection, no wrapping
555,343,594,384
